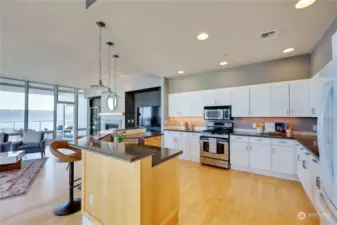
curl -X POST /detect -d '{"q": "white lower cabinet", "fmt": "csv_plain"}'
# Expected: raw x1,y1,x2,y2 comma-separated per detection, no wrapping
164,131,200,162
271,145,297,175
250,143,271,171
230,135,297,179
230,141,249,167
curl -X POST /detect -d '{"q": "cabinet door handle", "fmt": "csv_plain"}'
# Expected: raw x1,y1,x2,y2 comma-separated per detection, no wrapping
302,160,308,169
305,152,309,156
250,145,252,151
278,141,286,144
246,145,248,151
316,177,321,189
300,148,304,151
312,108,316,115
272,148,275,154
298,155,301,161
286,109,289,115
312,159,318,163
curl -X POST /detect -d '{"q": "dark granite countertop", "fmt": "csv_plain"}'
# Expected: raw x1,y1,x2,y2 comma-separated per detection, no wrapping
125,131,163,139
231,132,319,158
69,136,182,167
164,129,202,133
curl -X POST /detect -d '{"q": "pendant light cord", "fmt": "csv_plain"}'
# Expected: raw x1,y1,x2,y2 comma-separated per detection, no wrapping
114,55,117,93
108,44,111,91
99,25,102,85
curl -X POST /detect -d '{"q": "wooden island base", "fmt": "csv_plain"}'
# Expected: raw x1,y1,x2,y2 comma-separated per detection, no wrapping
82,151,179,225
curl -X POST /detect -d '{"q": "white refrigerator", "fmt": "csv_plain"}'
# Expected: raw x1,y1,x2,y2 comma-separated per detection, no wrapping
317,78,337,225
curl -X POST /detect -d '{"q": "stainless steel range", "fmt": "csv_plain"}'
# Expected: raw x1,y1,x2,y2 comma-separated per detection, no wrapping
200,121,233,169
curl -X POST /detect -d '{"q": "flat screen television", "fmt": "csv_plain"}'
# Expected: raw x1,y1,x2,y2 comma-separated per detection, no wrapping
137,106,161,131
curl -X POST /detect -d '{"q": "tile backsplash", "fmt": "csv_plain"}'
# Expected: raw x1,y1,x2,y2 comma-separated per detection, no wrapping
166,117,317,133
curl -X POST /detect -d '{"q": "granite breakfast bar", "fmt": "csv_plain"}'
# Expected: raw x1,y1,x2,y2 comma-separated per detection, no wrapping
70,135,182,225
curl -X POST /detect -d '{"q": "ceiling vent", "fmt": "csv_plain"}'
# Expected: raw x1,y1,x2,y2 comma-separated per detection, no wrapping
260,30,278,41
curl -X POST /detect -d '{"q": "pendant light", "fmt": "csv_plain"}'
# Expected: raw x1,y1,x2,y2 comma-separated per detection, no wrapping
106,43,119,111
89,21,109,92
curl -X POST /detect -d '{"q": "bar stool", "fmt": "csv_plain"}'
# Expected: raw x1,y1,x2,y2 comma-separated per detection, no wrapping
49,141,82,216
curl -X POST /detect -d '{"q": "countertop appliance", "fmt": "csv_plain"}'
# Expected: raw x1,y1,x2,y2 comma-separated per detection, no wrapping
317,79,337,225
204,106,232,121
200,121,233,169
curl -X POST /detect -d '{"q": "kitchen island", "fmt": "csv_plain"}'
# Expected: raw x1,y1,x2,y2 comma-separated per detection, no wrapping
70,136,182,225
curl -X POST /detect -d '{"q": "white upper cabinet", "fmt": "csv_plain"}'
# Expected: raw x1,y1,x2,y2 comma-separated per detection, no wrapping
231,86,250,117
309,79,326,117
216,88,231,106
201,90,217,106
189,92,204,117
250,84,271,117
271,82,290,117
290,80,310,117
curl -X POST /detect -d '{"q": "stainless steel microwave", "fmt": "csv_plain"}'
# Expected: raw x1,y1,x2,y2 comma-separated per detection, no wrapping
204,106,232,120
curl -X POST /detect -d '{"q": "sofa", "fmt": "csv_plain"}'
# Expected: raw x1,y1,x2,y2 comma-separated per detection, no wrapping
12,131,46,158
0,133,11,153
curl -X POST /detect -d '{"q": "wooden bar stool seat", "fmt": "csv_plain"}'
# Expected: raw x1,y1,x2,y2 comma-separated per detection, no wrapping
50,141,82,216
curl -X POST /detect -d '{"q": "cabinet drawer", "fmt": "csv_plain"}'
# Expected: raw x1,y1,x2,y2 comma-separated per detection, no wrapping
249,137,271,145
165,131,177,136
272,139,294,147
231,135,249,143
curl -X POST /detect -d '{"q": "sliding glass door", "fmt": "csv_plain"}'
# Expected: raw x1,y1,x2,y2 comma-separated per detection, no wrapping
56,103,74,140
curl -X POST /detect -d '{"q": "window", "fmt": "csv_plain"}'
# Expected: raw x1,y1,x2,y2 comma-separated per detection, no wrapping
0,85,25,141
58,86,75,102
78,90,88,136
28,88,54,139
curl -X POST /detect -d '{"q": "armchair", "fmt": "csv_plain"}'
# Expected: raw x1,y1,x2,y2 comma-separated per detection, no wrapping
0,133,11,153
12,131,46,158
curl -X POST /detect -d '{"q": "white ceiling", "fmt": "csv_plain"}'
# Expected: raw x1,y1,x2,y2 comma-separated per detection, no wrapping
2,0,337,88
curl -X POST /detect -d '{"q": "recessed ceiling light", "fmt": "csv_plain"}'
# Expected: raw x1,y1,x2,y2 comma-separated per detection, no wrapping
220,61,228,66
295,0,316,9
197,32,209,41
177,70,184,74
283,48,295,53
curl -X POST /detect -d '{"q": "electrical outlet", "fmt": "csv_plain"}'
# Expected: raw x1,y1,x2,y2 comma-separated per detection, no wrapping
252,123,257,128
313,125,317,132
164,120,168,125
90,194,94,205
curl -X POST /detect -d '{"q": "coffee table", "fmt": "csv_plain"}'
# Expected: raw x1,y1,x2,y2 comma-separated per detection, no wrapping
0,151,25,172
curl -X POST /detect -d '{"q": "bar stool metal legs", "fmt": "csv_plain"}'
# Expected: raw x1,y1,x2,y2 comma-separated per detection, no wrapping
53,162,81,216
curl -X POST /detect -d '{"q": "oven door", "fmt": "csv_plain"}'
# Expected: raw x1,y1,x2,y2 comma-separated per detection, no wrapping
200,137,228,161
204,109,224,120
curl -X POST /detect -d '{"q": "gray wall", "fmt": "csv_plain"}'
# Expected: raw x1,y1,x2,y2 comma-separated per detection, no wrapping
168,54,311,94
311,18,337,76
134,90,161,109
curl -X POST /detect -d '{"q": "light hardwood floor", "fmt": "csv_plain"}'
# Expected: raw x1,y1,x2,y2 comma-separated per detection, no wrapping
0,150,318,225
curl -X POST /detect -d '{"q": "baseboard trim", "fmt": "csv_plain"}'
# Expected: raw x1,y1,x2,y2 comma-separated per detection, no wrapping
231,165,299,181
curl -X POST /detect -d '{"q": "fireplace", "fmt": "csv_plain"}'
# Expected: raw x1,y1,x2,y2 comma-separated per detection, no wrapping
105,123,119,130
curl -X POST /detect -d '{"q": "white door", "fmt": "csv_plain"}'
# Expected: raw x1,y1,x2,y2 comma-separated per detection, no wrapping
164,132,177,149
271,145,297,175
230,141,250,167
290,80,310,117
189,92,204,117
271,83,290,117
250,84,271,117
201,90,217,106
177,132,189,158
309,79,326,117
216,88,231,106
250,143,271,171
231,86,250,117
188,133,201,162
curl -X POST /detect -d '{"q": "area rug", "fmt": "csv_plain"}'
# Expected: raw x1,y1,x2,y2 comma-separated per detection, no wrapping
0,158,48,200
